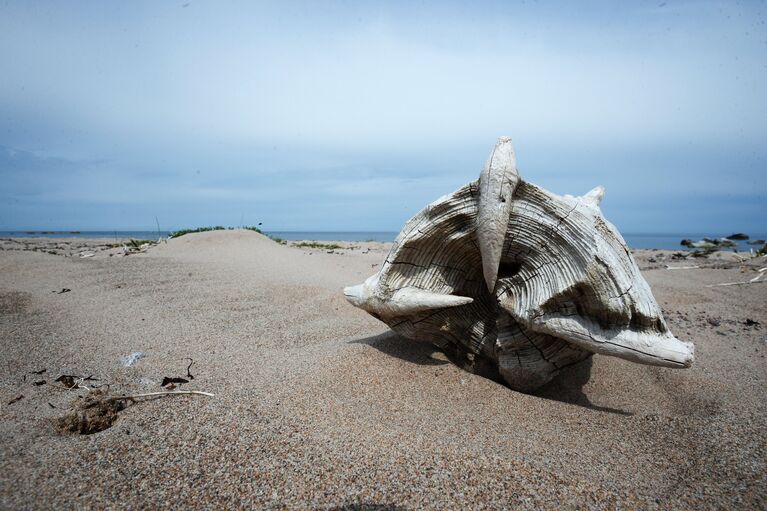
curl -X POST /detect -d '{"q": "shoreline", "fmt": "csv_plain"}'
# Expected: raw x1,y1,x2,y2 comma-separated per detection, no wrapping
1,229,765,252
0,234,761,267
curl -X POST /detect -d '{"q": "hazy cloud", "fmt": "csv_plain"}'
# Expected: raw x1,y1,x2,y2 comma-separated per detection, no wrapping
0,1,764,232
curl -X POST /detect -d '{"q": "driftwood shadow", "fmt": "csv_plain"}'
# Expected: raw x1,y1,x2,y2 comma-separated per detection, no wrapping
349,331,450,367
533,358,633,416
351,331,632,416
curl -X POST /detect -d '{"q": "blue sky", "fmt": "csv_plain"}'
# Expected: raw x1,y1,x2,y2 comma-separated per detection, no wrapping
0,1,765,232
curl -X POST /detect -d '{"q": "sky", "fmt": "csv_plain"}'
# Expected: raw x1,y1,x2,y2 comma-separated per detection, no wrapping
0,0,765,233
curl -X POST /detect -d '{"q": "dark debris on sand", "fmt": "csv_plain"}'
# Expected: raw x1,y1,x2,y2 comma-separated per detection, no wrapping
55,389,127,435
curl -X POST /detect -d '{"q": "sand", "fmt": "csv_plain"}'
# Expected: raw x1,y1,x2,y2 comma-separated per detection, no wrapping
0,230,765,509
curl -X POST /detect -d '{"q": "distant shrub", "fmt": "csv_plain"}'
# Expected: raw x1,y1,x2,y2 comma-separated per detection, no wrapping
169,226,227,238
127,239,155,248
294,241,342,250
169,225,287,245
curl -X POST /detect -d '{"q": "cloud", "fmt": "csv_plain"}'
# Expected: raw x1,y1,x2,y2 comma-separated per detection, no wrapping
0,1,764,231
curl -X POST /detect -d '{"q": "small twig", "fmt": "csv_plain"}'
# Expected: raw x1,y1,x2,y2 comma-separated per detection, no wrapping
706,279,767,288
7,395,24,405
106,390,214,401
73,377,91,392
665,265,700,270
185,357,195,380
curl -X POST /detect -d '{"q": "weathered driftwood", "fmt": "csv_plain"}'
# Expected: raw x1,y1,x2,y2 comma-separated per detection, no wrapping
345,137,694,392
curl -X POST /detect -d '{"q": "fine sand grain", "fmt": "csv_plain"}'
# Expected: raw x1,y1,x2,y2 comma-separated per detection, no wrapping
1,230,765,509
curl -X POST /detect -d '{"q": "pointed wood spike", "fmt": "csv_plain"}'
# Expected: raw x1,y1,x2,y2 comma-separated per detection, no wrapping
477,136,520,292
582,185,605,206
530,315,694,368
344,281,472,318
385,287,473,316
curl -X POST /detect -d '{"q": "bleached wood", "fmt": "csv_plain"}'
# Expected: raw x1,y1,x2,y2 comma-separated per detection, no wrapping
581,185,605,206
706,279,767,288
344,279,473,317
477,136,519,292
344,137,695,392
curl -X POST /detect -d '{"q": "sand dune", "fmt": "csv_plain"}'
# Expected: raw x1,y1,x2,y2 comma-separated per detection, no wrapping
1,230,765,509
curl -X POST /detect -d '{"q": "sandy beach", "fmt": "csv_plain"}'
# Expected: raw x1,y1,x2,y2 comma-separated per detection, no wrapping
1,229,765,509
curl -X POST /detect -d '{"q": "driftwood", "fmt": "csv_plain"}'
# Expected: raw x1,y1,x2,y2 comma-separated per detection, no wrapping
707,267,767,287
345,137,694,392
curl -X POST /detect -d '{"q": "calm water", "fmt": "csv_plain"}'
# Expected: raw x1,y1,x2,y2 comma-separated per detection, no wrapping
0,230,173,240
1,230,764,251
619,233,765,252
267,231,398,243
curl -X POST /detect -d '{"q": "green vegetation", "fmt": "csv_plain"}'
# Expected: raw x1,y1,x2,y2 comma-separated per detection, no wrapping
241,225,287,243
127,239,155,248
243,225,285,243
119,239,158,253
169,226,228,238
168,225,286,245
294,241,342,250
681,236,739,258
690,248,717,258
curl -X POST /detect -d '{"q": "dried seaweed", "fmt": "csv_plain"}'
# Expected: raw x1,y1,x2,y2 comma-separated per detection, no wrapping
55,389,214,435
55,389,125,435
54,374,98,389
161,377,189,387
185,357,195,379
54,375,81,388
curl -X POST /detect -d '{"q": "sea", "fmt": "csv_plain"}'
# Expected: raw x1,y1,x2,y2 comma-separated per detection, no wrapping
1,231,764,252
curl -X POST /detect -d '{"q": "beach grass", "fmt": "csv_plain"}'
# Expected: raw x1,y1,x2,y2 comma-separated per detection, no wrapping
294,241,342,250
169,226,229,238
168,226,287,244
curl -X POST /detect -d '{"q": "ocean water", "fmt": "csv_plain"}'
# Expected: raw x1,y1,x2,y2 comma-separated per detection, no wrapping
620,233,766,252
268,231,765,251
1,230,764,251
266,231,398,243
0,230,172,240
